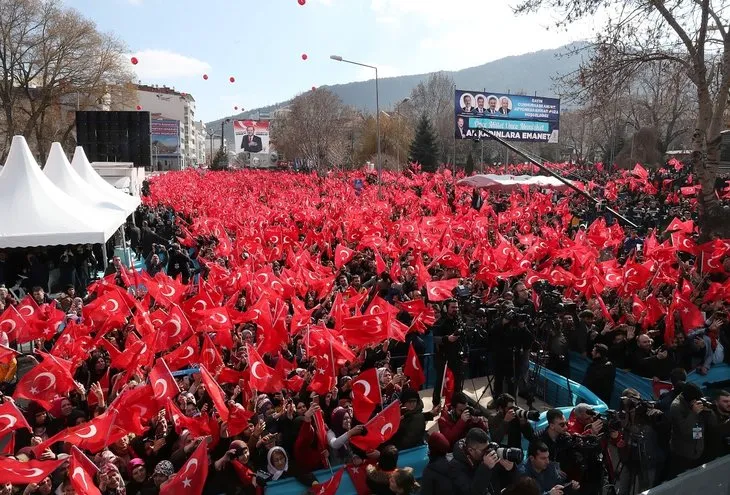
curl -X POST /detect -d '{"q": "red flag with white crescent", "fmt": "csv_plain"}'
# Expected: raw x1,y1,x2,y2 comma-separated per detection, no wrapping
349,400,401,452
149,358,181,405
69,446,101,495
404,343,425,391
425,279,459,302
352,367,381,424
160,437,209,495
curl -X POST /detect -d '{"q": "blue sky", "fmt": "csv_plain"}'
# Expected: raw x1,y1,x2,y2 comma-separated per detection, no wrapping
62,0,596,123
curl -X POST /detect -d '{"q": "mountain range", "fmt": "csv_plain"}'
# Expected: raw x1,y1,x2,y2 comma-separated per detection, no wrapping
206,42,586,146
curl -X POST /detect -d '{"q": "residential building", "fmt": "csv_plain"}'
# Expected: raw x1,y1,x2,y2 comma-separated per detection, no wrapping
133,84,197,168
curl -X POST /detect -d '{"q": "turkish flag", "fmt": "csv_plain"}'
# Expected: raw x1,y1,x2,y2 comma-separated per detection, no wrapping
334,244,355,269
665,217,694,234
84,290,129,325
442,366,455,408
226,402,255,436
69,446,101,495
21,304,65,343
160,437,209,495
0,305,25,342
0,399,31,437
198,365,230,422
160,305,193,348
308,350,337,396
676,297,705,331
200,332,224,373
0,457,65,484
352,367,381,424
245,344,276,393
149,358,181,405
108,383,157,435
346,463,372,495
13,353,77,410
631,163,649,180
165,398,211,437
374,250,387,275
0,344,19,365
163,335,200,371
34,409,125,454
311,468,344,495
404,343,425,391
425,279,459,302
17,295,39,320
313,408,328,454
342,313,391,347
350,400,401,452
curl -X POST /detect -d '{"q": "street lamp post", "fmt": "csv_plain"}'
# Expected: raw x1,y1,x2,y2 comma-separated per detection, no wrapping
331,55,381,195
206,130,217,165
221,118,231,151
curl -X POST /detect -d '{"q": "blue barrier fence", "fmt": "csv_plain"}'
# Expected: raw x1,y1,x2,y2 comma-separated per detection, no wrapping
568,351,730,408
264,363,607,495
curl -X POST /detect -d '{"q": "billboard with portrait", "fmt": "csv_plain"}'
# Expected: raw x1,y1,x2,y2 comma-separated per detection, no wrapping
233,120,270,154
454,90,560,143
150,119,180,155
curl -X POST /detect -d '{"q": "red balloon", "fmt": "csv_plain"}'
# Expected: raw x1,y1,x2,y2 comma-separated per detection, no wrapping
130,56,138,65
301,53,308,61
203,74,208,80
298,0,305,5
229,76,235,83
234,106,238,110
136,105,142,110
311,86,316,91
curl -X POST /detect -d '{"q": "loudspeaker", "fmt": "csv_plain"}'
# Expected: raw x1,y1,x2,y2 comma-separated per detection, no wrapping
75,111,152,167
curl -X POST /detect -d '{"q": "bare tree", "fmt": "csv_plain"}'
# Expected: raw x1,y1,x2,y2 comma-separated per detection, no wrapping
0,0,134,159
516,0,730,238
271,89,354,171
401,72,455,162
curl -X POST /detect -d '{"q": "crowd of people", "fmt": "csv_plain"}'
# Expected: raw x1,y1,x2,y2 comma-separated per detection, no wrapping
0,160,728,495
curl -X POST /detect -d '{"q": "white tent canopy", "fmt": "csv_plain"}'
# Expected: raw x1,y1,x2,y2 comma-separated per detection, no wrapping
70,146,140,215
44,143,129,226
0,136,122,248
457,174,573,191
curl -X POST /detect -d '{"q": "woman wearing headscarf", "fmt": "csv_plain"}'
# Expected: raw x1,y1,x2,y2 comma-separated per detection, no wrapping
98,462,126,495
125,458,153,495
266,446,290,481
327,406,365,465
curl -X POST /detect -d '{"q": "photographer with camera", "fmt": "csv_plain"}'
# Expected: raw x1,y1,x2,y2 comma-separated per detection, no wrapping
667,383,710,479
432,299,466,406
449,427,519,495
614,388,665,493
211,439,259,494
517,441,580,495
489,393,538,449
566,404,603,437
582,344,616,406
491,308,534,399
438,392,490,448
705,389,730,461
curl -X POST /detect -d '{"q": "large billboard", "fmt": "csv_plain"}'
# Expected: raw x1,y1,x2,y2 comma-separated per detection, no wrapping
234,120,270,153
150,119,180,155
454,90,560,143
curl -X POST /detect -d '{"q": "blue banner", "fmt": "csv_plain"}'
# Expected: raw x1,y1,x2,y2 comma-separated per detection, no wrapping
455,89,560,143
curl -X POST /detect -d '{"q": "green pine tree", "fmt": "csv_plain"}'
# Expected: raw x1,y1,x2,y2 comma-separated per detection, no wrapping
465,151,474,175
210,148,229,171
408,114,439,172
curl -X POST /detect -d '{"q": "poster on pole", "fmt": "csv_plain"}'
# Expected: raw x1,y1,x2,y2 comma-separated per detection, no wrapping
454,90,560,143
233,120,270,153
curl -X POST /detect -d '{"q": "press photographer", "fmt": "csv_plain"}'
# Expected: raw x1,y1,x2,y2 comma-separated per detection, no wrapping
491,307,534,398
613,388,665,494
449,428,519,495
706,389,730,461
438,392,490,448
517,441,580,495
667,383,710,479
432,299,466,405
489,393,538,448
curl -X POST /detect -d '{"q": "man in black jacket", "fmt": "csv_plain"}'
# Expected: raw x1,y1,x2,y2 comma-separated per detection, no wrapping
391,387,441,450
489,393,536,449
706,390,730,461
582,344,616,405
431,300,465,405
448,428,516,495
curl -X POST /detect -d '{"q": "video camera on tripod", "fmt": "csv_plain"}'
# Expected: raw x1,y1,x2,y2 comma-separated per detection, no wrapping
532,280,577,314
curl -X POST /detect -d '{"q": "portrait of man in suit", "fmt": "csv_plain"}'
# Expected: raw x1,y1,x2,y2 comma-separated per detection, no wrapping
455,117,468,138
241,125,263,152
499,97,512,115
486,96,499,114
461,94,474,113
474,95,488,115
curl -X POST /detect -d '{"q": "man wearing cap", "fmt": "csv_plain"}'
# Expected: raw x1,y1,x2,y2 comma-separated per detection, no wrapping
391,387,442,450
667,383,710,478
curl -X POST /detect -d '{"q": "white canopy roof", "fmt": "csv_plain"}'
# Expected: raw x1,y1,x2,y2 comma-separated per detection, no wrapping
457,174,573,190
44,143,129,226
70,146,140,214
0,136,120,248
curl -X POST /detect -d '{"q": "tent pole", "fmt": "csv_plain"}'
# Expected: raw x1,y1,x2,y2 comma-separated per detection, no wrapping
102,243,108,270
478,129,638,229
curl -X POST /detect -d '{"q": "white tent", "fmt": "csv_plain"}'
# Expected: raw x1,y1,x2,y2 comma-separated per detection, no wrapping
457,174,573,190
44,143,129,226
0,136,121,248
70,146,140,214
